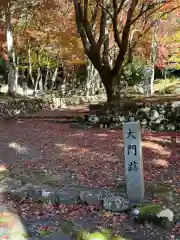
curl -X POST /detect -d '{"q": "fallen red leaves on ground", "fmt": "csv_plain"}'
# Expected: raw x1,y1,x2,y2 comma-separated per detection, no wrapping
0,119,179,238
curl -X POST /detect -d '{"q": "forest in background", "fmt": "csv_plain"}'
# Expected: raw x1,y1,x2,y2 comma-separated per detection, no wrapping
0,0,180,101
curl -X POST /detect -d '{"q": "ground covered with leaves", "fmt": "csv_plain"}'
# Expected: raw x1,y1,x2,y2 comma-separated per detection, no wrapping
0,119,179,239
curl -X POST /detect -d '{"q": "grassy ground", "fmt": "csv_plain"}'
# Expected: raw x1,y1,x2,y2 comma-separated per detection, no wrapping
154,78,180,93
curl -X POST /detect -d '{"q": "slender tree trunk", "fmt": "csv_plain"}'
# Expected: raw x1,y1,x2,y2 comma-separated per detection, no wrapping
33,50,42,95
15,56,19,91
150,66,155,95
27,43,35,87
50,67,58,90
44,61,50,92
5,7,16,97
150,25,158,96
51,60,59,90
33,67,41,95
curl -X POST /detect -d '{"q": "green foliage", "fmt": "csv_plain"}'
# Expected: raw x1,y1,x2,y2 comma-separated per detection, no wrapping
138,203,163,217
0,58,6,67
168,55,180,70
18,53,58,71
59,220,131,240
165,31,180,70
151,183,174,194
75,64,88,87
60,220,76,235
122,59,145,86
86,232,107,240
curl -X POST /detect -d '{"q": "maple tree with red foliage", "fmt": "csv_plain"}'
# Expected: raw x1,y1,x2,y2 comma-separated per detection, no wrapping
72,0,180,101
0,0,179,97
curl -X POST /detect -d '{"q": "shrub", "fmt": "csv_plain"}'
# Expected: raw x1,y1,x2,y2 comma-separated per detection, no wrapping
122,59,145,87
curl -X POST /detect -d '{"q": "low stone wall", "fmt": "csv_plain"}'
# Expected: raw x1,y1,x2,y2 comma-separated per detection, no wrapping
87,101,180,132
43,94,106,108
0,98,45,118
0,94,106,119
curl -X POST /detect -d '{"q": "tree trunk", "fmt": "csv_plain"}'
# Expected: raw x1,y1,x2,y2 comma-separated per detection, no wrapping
39,74,43,92
102,72,128,103
5,7,16,97
51,67,58,90
150,25,158,96
102,76,118,103
104,81,113,103
44,62,50,92
33,67,41,96
15,56,19,91
150,65,155,95
27,43,35,87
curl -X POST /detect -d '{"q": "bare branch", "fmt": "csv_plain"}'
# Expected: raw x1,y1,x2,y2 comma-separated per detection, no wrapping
112,0,138,77
116,0,126,14
90,1,99,28
72,0,90,53
97,6,106,48
131,0,179,25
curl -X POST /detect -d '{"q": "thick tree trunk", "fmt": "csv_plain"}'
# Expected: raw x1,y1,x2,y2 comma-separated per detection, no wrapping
102,77,118,103
102,73,127,103
105,83,113,103
6,8,17,97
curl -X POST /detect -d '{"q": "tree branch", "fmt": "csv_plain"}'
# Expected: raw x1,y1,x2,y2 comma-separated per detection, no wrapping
72,0,90,54
90,1,99,29
112,0,138,77
97,6,106,48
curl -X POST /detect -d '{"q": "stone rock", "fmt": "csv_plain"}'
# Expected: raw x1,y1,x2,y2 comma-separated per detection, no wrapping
131,208,141,220
50,189,80,205
88,114,99,124
129,116,135,122
157,208,174,224
119,115,126,123
103,195,130,213
149,110,160,121
166,123,175,131
131,204,174,228
84,100,180,132
0,177,22,192
171,101,180,109
9,184,55,202
79,189,103,207
141,119,148,126
159,124,165,131
137,107,150,119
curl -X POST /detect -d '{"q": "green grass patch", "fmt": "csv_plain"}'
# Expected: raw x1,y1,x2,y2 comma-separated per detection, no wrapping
154,78,180,92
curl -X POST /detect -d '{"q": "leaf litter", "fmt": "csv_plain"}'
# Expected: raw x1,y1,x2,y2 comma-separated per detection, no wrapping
0,119,179,238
